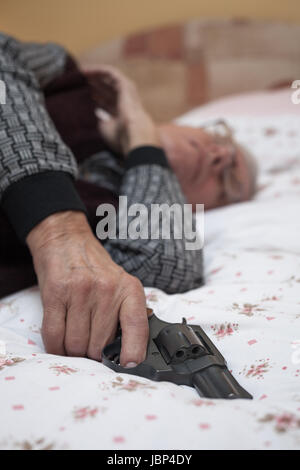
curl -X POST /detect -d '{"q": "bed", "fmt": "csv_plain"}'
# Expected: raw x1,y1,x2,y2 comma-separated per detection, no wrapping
0,89,300,450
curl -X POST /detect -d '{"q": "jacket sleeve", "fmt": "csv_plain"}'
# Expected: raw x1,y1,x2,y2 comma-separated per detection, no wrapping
0,33,85,242
102,146,204,294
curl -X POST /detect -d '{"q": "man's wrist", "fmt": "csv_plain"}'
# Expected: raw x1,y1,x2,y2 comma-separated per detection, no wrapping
126,134,160,155
124,111,160,155
26,211,91,254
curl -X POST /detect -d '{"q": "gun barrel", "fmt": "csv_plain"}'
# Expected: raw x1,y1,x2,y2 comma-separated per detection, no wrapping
192,366,252,399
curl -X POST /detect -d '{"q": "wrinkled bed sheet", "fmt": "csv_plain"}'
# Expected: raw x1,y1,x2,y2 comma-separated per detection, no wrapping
0,93,300,449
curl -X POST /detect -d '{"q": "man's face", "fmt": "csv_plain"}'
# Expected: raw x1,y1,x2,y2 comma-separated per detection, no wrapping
159,123,253,210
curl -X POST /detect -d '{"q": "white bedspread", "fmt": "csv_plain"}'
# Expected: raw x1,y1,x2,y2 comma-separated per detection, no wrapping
0,107,300,450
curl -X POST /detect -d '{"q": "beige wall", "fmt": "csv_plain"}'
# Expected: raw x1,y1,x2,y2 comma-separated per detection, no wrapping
1,0,300,55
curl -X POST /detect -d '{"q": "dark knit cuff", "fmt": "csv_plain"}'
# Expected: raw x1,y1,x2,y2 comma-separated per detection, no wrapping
1,171,87,243
125,146,170,170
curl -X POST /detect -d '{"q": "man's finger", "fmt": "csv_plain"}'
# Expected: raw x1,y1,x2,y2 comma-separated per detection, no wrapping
95,108,112,122
87,302,118,361
119,292,149,368
42,301,66,356
64,293,91,357
96,110,119,150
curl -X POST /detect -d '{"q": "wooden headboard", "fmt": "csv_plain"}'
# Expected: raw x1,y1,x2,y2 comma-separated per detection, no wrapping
80,18,300,121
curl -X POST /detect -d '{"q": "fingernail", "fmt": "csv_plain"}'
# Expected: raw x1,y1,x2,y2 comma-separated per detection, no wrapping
124,362,137,368
95,108,111,121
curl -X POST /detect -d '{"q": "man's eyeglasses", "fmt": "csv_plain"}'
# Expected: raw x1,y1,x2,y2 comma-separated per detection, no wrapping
200,119,244,204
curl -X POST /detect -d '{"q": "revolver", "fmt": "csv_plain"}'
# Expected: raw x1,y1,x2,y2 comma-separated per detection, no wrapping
102,309,252,399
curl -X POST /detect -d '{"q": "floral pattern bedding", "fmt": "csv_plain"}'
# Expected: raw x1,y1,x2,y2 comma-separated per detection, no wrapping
0,112,300,450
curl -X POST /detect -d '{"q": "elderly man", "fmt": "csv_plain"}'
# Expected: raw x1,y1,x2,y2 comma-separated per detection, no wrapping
0,34,256,367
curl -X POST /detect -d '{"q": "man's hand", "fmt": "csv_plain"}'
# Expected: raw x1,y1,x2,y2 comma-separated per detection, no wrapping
26,211,149,366
83,65,159,155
